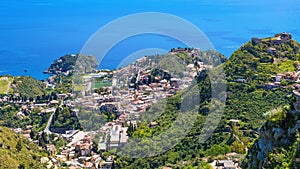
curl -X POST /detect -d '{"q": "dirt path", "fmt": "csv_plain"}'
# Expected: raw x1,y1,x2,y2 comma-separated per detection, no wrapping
6,77,11,94
0,77,11,95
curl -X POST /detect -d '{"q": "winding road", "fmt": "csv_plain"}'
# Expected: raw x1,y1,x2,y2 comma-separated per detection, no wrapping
44,109,56,135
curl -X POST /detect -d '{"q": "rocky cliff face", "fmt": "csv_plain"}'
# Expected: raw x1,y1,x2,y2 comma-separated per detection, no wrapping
242,92,300,169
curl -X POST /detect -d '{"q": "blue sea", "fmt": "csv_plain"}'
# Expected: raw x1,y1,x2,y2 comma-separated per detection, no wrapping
0,0,300,79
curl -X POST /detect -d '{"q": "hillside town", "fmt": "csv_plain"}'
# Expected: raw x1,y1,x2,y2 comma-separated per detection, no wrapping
2,44,300,168
0,48,223,169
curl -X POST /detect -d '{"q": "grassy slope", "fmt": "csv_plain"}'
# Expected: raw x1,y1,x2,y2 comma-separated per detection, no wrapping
0,78,8,94
0,76,13,94
0,126,47,169
11,76,45,98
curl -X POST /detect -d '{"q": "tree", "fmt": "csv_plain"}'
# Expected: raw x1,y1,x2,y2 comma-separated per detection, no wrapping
231,140,245,154
18,164,25,169
127,121,135,137
30,130,36,140
206,144,231,157
16,137,23,151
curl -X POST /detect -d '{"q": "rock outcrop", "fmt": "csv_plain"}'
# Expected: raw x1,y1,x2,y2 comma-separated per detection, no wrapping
243,92,300,168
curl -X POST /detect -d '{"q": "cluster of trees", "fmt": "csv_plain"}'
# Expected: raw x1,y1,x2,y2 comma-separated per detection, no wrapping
52,74,74,94
50,106,81,133
100,104,119,122
0,102,51,131
151,68,172,81
33,131,66,152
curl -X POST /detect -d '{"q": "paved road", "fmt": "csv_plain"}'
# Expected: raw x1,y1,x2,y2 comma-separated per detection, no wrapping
87,81,92,93
44,109,56,135
66,131,88,147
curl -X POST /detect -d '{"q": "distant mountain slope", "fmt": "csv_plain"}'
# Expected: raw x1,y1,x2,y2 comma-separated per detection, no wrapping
0,126,47,169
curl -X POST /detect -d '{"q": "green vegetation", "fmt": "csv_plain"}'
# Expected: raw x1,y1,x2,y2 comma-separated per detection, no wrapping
225,39,300,85
108,37,300,168
50,106,81,133
75,108,106,131
151,54,186,77
52,74,73,94
0,77,9,94
1,75,44,97
0,126,48,169
278,60,296,72
205,144,231,157
0,102,50,132
11,76,45,98
92,81,111,89
151,68,172,81
0,35,299,168
266,145,297,169
45,54,98,75
242,103,299,169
